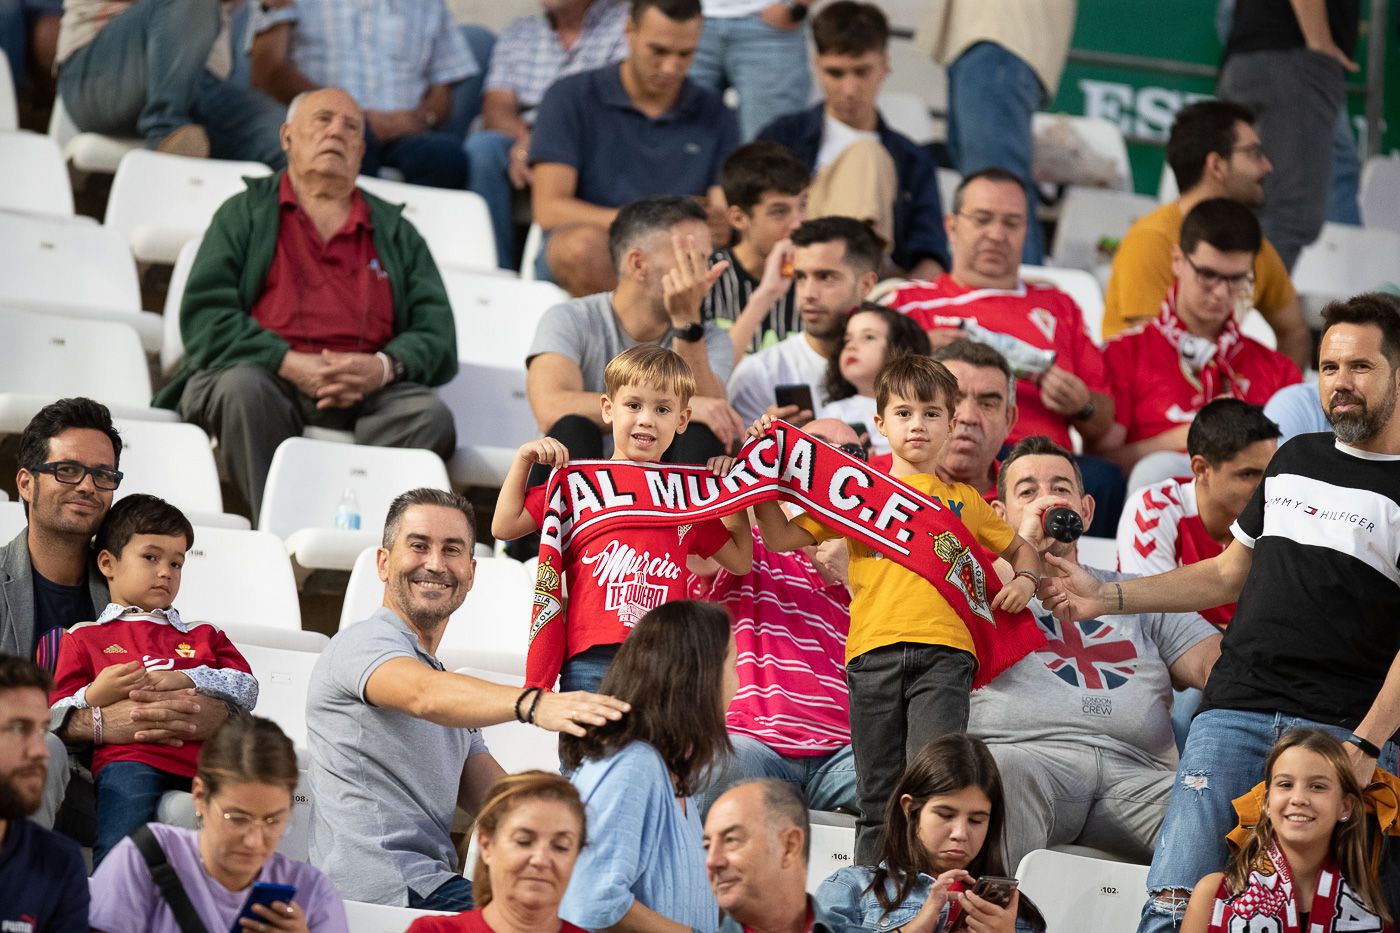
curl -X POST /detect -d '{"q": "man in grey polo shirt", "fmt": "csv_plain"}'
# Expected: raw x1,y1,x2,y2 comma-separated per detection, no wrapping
306,487,629,910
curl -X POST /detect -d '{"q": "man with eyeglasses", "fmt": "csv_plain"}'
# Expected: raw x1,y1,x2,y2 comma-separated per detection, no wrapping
0,654,87,933
1102,199,1300,478
882,167,1123,535
1103,101,1310,369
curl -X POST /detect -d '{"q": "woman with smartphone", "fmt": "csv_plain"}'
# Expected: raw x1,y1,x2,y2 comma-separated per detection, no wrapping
815,734,1045,933
89,716,347,933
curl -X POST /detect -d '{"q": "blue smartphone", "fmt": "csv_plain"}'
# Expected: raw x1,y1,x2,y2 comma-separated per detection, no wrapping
231,882,297,933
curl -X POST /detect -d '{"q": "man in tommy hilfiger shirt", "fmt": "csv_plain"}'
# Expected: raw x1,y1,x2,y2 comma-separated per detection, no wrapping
1044,292,1400,933
0,655,86,933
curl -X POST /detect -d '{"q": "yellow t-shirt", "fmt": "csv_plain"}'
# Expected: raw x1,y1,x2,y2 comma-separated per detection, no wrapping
1102,201,1297,340
793,473,1016,664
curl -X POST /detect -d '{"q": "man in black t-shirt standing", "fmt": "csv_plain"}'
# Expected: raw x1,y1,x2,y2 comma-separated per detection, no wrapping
1217,0,1359,270
1044,292,1400,933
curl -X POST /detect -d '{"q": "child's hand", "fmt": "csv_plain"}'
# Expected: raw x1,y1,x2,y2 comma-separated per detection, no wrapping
921,869,974,928
955,887,1020,933
707,455,736,476
143,670,195,691
87,660,148,707
517,438,569,468
748,413,777,438
990,575,1035,614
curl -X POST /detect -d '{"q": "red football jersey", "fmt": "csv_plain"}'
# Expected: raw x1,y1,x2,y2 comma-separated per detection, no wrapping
883,275,1107,448
1115,477,1235,627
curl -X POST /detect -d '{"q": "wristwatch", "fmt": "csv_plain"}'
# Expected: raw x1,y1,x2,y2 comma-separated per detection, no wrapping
384,351,407,382
780,0,808,21
1072,399,1096,421
673,322,705,343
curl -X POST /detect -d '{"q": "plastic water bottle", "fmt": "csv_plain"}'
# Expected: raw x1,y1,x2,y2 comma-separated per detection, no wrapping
334,488,361,530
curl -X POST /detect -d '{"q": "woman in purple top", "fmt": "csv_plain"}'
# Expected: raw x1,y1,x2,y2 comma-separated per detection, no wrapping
90,716,348,933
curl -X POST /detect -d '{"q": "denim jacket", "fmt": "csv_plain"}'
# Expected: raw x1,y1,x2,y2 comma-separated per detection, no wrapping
814,865,1036,933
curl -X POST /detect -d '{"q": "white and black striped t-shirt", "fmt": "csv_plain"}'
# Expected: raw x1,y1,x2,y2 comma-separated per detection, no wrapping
1201,432,1400,728
701,248,799,355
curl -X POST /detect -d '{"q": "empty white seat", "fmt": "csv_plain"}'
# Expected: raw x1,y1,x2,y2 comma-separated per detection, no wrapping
178,527,303,631
0,131,74,215
0,210,162,351
258,437,451,572
0,501,25,542
807,810,857,894
355,174,499,272
0,50,14,131
1021,265,1107,346
1015,848,1149,932
216,621,326,653
0,306,177,433
519,222,544,281
456,666,561,773
1050,188,1158,277
341,546,534,677
344,901,451,933
47,96,142,175
439,271,568,486
1076,535,1119,571
1291,223,1400,326
876,91,935,146
110,418,234,524
1360,153,1400,236
235,641,321,753
936,167,961,220
105,148,273,264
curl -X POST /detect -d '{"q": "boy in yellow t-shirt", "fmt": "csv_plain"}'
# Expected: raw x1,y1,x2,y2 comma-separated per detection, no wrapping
752,354,1044,861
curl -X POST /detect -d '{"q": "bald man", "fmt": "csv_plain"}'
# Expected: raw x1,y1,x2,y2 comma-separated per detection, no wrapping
157,88,459,519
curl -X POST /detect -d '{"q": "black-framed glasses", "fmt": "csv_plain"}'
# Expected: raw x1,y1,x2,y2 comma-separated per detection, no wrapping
837,442,869,463
1230,142,1267,161
1182,254,1255,295
29,460,123,491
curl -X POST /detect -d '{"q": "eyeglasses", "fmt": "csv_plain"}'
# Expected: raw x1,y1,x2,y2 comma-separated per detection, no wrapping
29,460,123,491
1182,254,1255,295
1230,142,1267,161
837,442,870,463
956,210,1027,233
209,799,289,838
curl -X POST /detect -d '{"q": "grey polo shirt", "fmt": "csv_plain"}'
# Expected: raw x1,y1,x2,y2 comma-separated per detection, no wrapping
306,608,490,906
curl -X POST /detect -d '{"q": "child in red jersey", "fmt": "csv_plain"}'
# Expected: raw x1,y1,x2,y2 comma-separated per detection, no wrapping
49,494,256,866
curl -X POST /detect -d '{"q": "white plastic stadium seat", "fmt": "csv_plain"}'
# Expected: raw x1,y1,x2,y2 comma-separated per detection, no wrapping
0,50,15,131
1360,154,1400,236
0,131,74,215
258,437,451,572
158,769,315,860
355,174,499,272
47,96,142,175
1239,308,1276,349
160,236,201,375
234,641,321,754
104,148,273,263
0,306,177,434
1291,223,1400,326
110,418,242,528
1076,536,1119,572
0,501,25,543
807,810,857,895
457,666,561,773
1016,848,1149,933
177,528,303,632
937,168,961,221
0,210,163,351
1021,265,1107,346
876,91,935,146
1050,188,1158,277
344,901,451,933
439,270,568,486
341,547,535,677
519,222,544,281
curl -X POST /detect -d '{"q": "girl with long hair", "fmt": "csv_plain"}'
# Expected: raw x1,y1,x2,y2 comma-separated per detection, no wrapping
1182,729,1392,933
816,734,1045,933
817,303,932,456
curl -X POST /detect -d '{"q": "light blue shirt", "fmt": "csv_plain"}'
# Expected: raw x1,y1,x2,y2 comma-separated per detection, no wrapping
1263,381,1329,443
251,0,476,111
560,741,718,932
485,0,629,123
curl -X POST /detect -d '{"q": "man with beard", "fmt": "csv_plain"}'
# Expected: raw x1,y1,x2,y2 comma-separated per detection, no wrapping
306,488,629,910
726,217,882,425
0,654,87,931
930,340,1016,501
1040,292,1400,933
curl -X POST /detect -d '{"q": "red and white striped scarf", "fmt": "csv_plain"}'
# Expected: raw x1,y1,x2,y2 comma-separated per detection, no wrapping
1152,282,1248,403
1207,839,1389,933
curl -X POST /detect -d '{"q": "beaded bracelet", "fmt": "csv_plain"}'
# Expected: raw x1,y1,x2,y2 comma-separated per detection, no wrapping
514,688,541,724
525,688,545,725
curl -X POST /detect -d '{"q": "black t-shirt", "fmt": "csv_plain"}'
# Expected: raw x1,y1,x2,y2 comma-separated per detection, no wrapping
701,247,800,355
1226,0,1361,59
1201,433,1400,727
31,567,94,672
0,817,89,933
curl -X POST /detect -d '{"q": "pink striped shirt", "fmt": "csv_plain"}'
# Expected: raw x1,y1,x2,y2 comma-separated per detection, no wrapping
697,533,852,757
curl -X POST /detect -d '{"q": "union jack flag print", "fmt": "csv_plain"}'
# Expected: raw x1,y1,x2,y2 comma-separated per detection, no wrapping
1035,613,1139,691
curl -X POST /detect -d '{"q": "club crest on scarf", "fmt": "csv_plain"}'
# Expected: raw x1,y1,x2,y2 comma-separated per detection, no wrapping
931,531,993,624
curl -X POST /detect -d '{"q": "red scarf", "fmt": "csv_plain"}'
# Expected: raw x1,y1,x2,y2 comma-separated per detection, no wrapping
527,421,1043,689
1153,283,1248,404
1207,840,1390,933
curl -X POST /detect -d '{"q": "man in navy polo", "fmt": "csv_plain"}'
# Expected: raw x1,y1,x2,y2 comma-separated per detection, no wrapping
529,0,740,297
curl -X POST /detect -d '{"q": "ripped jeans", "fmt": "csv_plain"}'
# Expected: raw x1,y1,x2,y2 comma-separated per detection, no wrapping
1138,709,1399,933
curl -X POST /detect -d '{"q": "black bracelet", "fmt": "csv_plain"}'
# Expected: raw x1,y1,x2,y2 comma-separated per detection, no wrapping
513,688,535,724
525,687,545,725
1348,733,1382,758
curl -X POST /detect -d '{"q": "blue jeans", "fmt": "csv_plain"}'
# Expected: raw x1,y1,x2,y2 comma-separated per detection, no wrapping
946,41,1046,264
695,734,858,819
1328,108,1362,225
559,643,621,695
1170,687,1202,754
688,13,810,141
466,129,517,268
56,0,285,164
94,761,191,867
443,23,495,138
362,126,469,189
408,875,473,911
1137,708,1399,933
